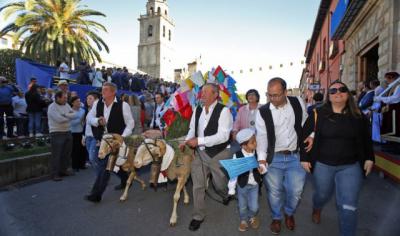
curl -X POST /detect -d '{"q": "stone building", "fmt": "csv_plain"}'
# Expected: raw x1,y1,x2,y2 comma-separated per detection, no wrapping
332,0,400,89
138,0,175,80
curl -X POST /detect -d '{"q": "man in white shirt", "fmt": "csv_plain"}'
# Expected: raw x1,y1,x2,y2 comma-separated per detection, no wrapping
59,60,70,79
84,82,134,203
150,92,165,130
255,77,309,234
181,83,233,231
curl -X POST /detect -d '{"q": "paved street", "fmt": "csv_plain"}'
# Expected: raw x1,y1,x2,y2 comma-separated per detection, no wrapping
0,167,399,236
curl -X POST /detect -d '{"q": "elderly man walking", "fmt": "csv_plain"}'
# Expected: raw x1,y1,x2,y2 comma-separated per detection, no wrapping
181,83,233,231
47,91,76,181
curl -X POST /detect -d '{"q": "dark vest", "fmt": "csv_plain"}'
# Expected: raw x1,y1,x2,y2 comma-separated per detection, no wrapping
92,99,126,140
194,103,230,158
258,96,303,164
236,150,262,188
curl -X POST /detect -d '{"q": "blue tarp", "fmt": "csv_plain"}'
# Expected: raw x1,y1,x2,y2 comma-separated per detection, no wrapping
15,58,56,91
219,156,259,179
330,0,349,38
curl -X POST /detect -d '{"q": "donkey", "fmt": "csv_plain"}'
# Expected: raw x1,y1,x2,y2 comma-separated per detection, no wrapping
134,138,194,226
98,133,151,201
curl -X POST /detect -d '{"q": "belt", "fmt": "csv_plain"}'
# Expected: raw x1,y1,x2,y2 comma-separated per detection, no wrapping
276,150,298,155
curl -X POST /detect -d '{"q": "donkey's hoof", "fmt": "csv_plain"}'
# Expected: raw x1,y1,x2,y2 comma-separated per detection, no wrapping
119,197,127,202
184,200,189,205
169,222,177,227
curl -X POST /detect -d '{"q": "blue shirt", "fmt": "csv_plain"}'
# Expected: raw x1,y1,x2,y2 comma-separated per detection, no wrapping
0,85,15,105
70,107,86,133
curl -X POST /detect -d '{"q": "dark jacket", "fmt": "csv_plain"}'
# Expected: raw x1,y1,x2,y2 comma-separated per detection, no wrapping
25,92,46,113
301,104,375,174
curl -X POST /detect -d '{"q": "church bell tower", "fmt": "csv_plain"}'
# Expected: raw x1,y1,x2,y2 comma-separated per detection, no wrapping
138,0,175,80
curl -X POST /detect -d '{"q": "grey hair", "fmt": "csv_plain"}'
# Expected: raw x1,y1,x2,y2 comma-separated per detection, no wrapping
102,82,117,91
203,83,219,94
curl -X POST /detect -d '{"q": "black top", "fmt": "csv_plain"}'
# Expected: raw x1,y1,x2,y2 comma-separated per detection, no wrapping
25,92,46,113
302,104,375,171
91,99,126,140
236,150,262,188
194,103,230,158
318,113,358,165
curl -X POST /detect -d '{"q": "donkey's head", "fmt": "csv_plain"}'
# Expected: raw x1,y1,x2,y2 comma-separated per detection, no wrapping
134,139,166,168
98,133,124,159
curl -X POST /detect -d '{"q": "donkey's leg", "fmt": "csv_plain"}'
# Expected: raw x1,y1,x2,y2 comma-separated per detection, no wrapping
170,177,184,227
183,180,190,205
133,175,146,190
120,172,135,201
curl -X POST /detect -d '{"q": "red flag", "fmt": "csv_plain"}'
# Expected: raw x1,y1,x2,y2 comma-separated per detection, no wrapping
179,104,193,120
162,109,176,127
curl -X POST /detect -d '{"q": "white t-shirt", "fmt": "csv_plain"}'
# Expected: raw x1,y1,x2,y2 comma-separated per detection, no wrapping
59,62,69,79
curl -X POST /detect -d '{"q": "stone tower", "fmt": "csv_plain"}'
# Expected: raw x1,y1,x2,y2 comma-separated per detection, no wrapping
138,0,175,80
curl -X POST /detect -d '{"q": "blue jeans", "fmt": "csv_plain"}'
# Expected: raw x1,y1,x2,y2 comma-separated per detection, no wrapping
85,136,103,175
313,162,362,236
237,184,259,221
264,153,306,220
28,112,42,134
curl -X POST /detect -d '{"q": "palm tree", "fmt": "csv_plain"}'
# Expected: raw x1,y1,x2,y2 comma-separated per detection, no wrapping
0,0,109,66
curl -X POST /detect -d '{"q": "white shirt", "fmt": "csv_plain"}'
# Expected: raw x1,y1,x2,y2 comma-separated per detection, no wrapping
256,96,308,162
87,97,134,137
92,71,104,87
185,100,233,150
150,102,165,129
59,62,69,79
228,149,258,194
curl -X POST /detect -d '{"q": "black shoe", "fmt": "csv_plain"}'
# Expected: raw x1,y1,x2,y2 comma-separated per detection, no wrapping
189,219,204,231
84,194,101,203
60,171,75,177
114,184,126,191
222,195,234,206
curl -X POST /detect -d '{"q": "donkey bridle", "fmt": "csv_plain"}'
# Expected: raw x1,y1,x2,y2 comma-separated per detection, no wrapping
142,139,163,165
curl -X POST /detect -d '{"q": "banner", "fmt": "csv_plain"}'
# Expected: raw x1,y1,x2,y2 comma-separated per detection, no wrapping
16,58,56,91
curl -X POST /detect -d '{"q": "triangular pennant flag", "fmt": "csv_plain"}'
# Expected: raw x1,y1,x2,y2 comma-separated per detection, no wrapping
190,71,204,86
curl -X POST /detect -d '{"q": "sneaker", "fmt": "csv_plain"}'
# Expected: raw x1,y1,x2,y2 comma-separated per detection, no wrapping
238,220,248,232
35,133,43,137
249,216,260,229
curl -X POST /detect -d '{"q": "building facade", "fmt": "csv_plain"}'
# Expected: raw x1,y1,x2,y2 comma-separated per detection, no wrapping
138,0,175,80
302,0,345,101
333,0,400,89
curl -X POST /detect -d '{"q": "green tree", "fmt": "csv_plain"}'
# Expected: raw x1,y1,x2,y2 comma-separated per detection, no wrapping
0,0,109,66
0,49,30,83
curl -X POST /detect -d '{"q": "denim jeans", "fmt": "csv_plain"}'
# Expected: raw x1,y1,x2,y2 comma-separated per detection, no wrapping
313,161,363,236
28,112,42,134
237,184,259,221
85,136,102,175
16,116,28,136
264,152,306,220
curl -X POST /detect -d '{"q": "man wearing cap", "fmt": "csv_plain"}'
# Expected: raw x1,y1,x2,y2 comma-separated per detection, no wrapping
84,82,135,203
181,83,233,231
375,72,400,138
255,77,310,234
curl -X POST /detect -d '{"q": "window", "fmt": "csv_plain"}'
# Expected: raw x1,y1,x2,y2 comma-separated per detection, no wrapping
149,7,154,15
157,7,161,14
165,10,168,15
168,30,171,41
148,25,153,37
1,38,7,45
163,26,165,37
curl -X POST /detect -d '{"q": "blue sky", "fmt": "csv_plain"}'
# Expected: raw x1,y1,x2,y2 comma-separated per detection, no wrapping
1,0,321,93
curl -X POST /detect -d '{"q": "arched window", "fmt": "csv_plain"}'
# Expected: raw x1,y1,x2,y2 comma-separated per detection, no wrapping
157,7,161,15
168,30,171,41
149,7,154,15
148,25,153,37
163,25,165,37
165,10,168,15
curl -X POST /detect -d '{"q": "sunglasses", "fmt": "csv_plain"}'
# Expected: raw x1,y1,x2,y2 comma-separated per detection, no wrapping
328,87,348,94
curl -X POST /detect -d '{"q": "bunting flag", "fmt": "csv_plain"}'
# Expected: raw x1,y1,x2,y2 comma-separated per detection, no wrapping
161,65,243,134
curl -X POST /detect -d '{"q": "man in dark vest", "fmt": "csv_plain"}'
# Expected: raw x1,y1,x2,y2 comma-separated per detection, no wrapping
255,77,310,234
84,82,134,203
180,83,233,231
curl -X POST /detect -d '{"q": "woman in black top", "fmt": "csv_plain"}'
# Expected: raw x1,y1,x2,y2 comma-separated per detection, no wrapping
25,84,46,137
301,81,374,236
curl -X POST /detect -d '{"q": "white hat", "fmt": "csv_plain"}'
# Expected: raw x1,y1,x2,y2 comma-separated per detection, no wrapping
236,128,255,145
57,80,68,86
